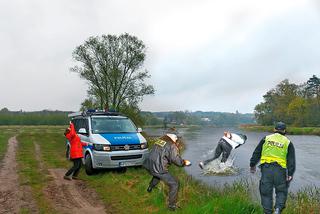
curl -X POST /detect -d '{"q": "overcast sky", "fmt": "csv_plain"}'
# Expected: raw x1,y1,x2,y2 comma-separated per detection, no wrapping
1,0,319,113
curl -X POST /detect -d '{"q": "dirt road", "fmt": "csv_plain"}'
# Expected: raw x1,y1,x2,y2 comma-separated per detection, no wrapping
0,137,24,213
0,137,107,214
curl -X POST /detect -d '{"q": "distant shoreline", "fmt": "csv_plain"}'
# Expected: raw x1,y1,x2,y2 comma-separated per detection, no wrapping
240,124,320,136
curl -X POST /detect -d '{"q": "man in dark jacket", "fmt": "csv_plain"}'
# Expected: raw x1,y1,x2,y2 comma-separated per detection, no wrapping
250,122,296,214
145,133,190,211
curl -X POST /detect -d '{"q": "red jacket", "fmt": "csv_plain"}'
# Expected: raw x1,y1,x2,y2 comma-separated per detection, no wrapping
65,123,87,159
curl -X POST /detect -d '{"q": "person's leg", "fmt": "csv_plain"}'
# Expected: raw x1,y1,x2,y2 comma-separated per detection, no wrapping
65,159,77,177
72,158,82,178
158,173,179,210
147,175,160,192
203,142,223,165
274,166,288,212
220,142,232,163
259,164,274,214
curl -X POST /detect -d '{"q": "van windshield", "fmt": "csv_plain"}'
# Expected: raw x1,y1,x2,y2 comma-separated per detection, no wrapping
91,117,137,134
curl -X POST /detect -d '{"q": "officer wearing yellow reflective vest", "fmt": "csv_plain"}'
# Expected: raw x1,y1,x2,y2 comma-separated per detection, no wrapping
250,122,296,214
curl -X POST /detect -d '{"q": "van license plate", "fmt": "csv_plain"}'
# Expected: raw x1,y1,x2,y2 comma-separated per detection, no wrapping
119,162,135,167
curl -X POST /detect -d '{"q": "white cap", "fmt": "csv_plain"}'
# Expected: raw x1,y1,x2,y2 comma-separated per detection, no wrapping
166,133,178,143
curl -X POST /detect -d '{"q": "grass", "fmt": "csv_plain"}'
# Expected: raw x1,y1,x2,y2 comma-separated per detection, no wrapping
0,126,18,161
16,126,66,214
1,125,318,213
285,186,320,214
240,124,320,136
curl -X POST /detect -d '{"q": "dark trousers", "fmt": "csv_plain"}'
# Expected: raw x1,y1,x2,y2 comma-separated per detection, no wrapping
148,173,179,207
203,139,232,164
65,158,82,177
260,163,289,214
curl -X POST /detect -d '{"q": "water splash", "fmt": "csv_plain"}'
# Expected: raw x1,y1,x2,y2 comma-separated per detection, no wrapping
202,157,239,176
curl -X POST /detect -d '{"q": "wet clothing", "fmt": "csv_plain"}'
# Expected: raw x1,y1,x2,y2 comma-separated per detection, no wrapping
65,158,82,177
250,132,296,213
65,123,87,159
204,138,232,164
203,133,246,164
145,139,184,207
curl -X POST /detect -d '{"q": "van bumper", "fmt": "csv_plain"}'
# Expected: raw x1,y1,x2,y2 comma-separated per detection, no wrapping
91,149,149,169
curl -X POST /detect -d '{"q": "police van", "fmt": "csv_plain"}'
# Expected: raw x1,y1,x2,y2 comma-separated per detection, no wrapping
66,110,149,175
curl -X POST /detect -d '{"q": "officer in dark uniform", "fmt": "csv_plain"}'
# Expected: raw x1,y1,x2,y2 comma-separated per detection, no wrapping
250,122,296,214
144,133,191,211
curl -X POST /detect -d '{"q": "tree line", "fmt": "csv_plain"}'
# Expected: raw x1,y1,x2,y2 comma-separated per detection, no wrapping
141,111,254,127
0,108,70,125
254,75,320,126
0,108,254,127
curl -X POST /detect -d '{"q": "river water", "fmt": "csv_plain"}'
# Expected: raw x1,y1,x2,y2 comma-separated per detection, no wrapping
145,127,320,192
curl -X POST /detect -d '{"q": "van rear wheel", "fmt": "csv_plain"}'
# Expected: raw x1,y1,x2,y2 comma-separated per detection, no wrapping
85,154,95,175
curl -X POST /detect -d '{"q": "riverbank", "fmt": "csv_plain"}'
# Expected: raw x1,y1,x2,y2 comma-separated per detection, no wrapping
240,124,320,136
1,126,319,213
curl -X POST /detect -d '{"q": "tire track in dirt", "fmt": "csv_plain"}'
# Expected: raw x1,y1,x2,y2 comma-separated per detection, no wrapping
33,143,107,214
0,137,37,214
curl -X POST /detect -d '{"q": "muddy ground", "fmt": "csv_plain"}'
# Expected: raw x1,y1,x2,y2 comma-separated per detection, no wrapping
0,137,107,214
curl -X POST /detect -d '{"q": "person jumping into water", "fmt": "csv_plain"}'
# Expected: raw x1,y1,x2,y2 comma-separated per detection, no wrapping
199,131,247,169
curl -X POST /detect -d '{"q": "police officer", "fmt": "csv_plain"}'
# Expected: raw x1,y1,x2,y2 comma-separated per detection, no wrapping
250,122,296,214
145,133,191,211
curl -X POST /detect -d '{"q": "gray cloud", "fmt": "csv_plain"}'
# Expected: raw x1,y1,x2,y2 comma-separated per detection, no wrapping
0,0,319,113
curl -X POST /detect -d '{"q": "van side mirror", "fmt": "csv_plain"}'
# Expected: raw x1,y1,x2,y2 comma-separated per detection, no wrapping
137,127,142,133
78,128,87,134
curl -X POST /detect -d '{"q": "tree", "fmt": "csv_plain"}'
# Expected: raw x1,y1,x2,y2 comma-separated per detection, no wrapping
254,79,299,125
255,75,320,127
71,33,155,111
306,75,320,98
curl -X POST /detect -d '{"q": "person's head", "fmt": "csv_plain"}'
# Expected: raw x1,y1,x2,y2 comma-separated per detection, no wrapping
64,127,71,136
274,122,286,134
243,134,247,141
224,131,231,139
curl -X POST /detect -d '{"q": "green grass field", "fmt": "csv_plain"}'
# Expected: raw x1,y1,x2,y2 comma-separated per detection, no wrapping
1,126,319,213
0,126,19,161
240,124,320,136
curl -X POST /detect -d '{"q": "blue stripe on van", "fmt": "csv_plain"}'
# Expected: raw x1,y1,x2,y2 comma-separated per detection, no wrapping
99,133,140,145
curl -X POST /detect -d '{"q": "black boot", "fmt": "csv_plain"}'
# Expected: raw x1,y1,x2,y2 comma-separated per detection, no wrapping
147,186,153,193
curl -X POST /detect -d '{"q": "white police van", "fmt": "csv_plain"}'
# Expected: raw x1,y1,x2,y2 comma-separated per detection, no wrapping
66,110,149,175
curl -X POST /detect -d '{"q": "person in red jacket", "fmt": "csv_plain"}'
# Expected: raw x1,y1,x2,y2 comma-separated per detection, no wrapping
64,122,88,180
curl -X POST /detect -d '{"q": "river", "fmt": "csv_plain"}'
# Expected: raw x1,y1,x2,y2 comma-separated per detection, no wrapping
145,127,320,192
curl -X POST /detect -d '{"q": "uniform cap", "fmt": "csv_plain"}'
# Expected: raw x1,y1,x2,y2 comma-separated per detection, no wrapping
166,133,178,143
275,122,286,131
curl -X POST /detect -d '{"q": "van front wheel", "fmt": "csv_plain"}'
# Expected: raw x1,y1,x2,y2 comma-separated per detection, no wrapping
85,154,95,175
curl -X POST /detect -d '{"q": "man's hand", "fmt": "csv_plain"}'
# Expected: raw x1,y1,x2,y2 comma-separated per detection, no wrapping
286,176,293,182
250,166,256,173
183,160,191,166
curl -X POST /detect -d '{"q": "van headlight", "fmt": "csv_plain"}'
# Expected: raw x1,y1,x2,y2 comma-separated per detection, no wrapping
93,144,111,151
140,143,148,149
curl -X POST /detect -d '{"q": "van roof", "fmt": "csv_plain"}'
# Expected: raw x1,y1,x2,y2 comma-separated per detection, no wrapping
68,110,122,118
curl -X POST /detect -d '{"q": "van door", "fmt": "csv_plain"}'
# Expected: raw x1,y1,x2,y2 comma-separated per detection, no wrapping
77,118,91,147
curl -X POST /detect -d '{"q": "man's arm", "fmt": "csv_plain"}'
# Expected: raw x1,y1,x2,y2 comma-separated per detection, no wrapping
250,137,265,167
168,144,184,167
286,142,296,177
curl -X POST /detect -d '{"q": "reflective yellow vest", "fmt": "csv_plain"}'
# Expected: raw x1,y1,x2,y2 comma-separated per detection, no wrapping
260,133,290,168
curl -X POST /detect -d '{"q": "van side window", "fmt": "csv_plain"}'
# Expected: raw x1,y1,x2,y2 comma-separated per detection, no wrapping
72,118,81,133
84,118,89,133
